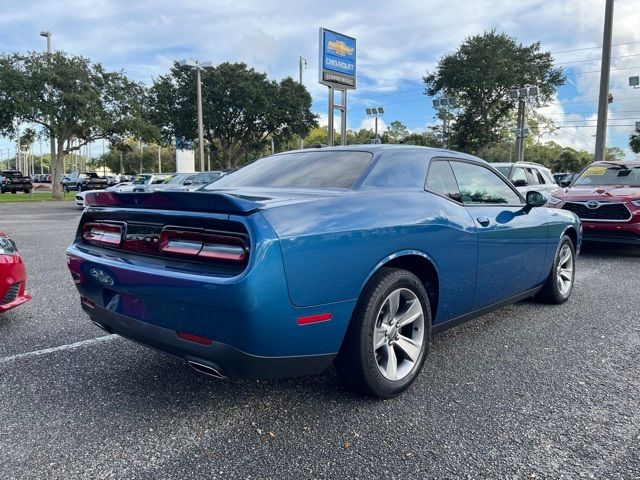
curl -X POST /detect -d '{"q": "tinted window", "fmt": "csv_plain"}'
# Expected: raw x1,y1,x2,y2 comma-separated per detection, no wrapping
450,161,522,205
425,161,462,202
360,151,428,189
207,151,372,189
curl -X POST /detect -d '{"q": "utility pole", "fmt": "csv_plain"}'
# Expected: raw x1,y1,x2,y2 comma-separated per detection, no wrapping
594,0,614,162
158,145,162,173
299,56,307,149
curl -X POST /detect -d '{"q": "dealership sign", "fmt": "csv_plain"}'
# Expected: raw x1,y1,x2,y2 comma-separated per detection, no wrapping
319,28,356,90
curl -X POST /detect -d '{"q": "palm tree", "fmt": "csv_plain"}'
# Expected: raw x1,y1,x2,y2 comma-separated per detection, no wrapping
630,127,640,154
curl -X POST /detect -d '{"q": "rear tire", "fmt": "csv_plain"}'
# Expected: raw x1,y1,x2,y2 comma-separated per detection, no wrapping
536,235,575,304
335,268,432,398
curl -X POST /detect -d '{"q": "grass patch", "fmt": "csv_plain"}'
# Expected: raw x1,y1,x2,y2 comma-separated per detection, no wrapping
0,192,74,203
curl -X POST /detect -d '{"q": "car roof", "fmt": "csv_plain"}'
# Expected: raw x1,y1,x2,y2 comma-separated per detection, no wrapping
274,144,486,163
492,161,548,169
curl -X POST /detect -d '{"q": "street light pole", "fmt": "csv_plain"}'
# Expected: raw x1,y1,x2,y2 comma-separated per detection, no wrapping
365,107,385,144
196,66,205,171
40,31,56,188
594,0,614,162
299,56,307,149
179,60,212,172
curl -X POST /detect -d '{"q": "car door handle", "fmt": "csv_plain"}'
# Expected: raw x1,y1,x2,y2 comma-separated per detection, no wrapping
476,216,491,227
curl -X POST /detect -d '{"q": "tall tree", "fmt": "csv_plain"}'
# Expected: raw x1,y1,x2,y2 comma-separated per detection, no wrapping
630,127,640,154
424,30,565,154
150,62,317,169
0,52,158,198
386,120,410,143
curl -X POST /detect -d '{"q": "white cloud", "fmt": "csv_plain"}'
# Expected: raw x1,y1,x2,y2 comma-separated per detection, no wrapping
2,0,640,154
358,117,387,132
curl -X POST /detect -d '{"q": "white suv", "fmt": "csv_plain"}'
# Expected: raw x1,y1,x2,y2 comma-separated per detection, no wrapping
492,162,559,199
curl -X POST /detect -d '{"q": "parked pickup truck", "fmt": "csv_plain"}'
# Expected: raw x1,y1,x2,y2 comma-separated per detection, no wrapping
0,170,32,194
62,172,109,192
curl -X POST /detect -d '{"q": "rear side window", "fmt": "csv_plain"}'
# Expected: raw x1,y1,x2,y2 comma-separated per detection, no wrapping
360,151,429,189
208,151,373,190
450,161,522,205
425,160,462,202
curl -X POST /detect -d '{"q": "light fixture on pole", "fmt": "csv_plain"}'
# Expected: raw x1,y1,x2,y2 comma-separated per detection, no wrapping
40,31,52,53
432,97,457,149
365,107,384,143
508,86,539,163
179,59,213,172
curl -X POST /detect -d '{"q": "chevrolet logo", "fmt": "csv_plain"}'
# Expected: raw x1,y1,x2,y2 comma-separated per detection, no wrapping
327,40,354,57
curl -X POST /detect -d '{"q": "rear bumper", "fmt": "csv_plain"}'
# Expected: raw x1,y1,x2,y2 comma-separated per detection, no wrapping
83,302,335,379
1,185,31,192
582,221,640,245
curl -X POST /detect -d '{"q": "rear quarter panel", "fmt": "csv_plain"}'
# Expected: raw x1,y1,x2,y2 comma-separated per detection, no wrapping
261,189,478,323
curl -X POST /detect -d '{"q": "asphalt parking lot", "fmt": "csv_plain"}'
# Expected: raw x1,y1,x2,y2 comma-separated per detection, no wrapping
0,201,639,479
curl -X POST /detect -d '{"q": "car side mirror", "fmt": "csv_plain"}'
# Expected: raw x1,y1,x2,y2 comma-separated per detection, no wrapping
559,180,570,187
184,181,192,186
526,191,546,208
513,179,528,187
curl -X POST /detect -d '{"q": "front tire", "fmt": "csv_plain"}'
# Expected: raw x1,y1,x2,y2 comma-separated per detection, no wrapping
536,235,576,304
335,268,432,398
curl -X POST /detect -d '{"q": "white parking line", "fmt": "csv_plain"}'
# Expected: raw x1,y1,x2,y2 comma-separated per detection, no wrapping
0,334,118,365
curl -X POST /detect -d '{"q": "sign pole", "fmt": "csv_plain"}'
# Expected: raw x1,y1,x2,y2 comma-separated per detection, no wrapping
328,87,334,146
340,90,347,146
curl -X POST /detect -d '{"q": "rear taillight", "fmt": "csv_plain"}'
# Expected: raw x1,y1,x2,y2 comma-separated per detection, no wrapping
159,228,247,262
82,222,123,247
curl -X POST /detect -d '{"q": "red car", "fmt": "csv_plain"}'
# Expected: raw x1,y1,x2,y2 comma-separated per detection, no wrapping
546,161,640,245
0,232,31,313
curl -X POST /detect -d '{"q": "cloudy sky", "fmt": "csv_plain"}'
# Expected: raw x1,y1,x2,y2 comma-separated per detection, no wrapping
1,0,639,158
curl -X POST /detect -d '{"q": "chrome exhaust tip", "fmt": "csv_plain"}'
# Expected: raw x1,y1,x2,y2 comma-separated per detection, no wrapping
187,360,226,379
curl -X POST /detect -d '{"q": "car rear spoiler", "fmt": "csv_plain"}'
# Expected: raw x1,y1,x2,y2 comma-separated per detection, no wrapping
85,191,262,214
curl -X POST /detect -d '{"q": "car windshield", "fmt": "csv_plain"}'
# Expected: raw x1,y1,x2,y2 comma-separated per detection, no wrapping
206,151,373,190
194,172,223,185
164,174,190,184
3,171,24,178
133,175,151,185
574,165,640,187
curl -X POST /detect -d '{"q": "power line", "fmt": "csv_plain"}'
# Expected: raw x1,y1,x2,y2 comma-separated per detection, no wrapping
567,65,640,76
551,40,640,55
555,52,640,66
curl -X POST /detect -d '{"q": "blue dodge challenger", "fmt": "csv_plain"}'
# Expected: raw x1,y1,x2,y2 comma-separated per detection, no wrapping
67,145,581,398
